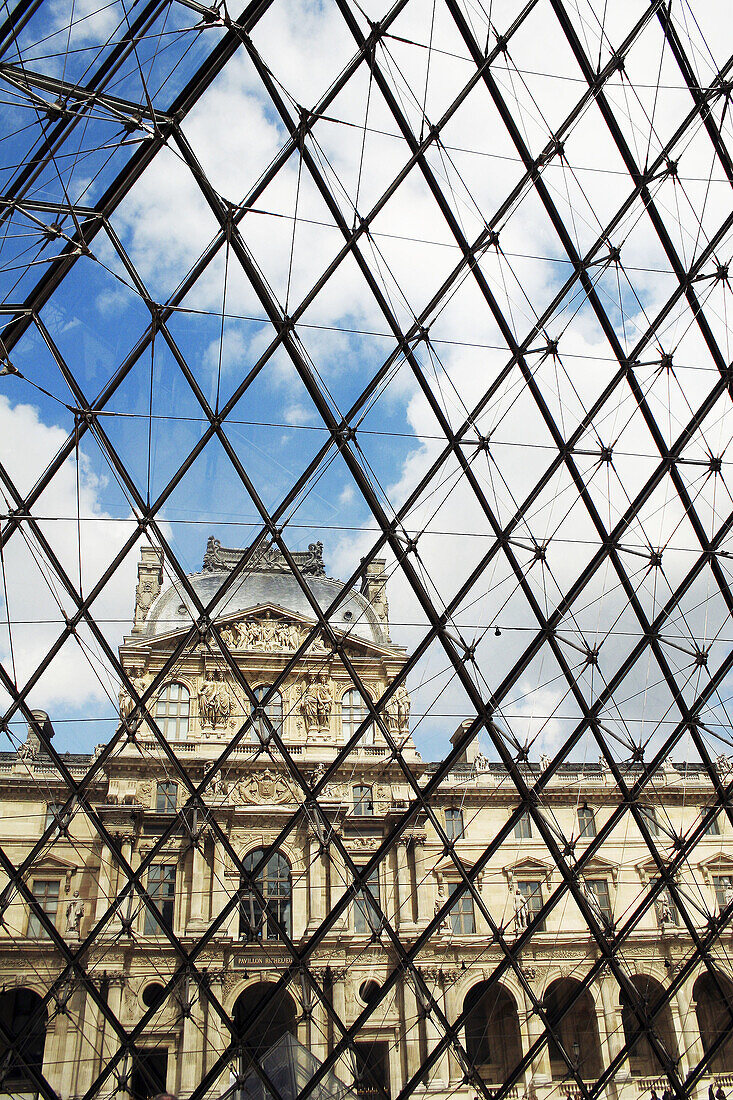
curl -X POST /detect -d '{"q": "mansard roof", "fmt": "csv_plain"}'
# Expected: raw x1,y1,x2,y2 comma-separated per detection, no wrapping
139,538,390,648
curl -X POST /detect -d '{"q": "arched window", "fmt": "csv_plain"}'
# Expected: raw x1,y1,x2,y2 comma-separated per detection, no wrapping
620,975,679,1076
239,849,291,940
252,685,283,741
694,971,733,1072
341,688,374,745
154,682,190,739
544,978,602,1080
0,988,47,1090
464,982,523,1083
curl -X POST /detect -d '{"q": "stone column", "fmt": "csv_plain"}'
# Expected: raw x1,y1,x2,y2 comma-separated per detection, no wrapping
414,842,433,927
308,837,325,933
100,978,125,1099
676,985,705,1076
75,985,103,1095
423,972,449,1087
668,996,690,1076
188,833,210,932
402,978,422,1088
180,986,206,1098
396,840,415,932
329,840,349,931
206,973,229,1087
211,835,229,932
332,970,354,1085
310,970,329,1067
95,841,115,924
522,980,552,1084
442,971,462,1083
600,975,628,1083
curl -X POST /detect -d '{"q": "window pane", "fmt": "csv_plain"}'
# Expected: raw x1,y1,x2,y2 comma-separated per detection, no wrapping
518,880,544,931
578,806,596,838
705,810,721,836
155,782,177,812
514,812,532,839
252,686,283,741
145,865,176,935
447,882,475,934
341,689,374,745
28,880,60,939
446,808,464,841
586,878,612,923
240,849,291,940
154,683,190,739
713,875,733,913
639,805,658,836
353,786,373,816
354,865,380,934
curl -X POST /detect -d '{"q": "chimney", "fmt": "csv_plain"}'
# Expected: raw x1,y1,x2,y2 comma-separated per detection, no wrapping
360,557,390,640
131,546,164,634
22,710,55,757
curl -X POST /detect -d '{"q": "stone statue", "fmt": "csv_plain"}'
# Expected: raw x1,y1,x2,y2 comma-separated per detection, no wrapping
539,752,551,772
388,684,410,733
119,668,147,722
474,751,489,773
310,762,327,787
657,893,674,925
513,885,529,931
65,890,84,937
299,675,320,732
315,674,333,729
434,884,451,933
198,670,232,729
716,753,731,775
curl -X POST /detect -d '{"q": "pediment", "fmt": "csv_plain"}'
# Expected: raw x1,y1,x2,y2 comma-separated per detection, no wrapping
697,852,733,874
503,855,554,882
578,854,619,884
129,603,394,658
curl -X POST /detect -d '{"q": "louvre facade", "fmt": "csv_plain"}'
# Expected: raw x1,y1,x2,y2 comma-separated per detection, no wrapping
2,543,733,1100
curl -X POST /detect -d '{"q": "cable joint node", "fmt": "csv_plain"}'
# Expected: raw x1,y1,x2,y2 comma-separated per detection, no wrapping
709,455,722,474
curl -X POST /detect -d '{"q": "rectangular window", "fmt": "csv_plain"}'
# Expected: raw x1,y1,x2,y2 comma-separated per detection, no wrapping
517,880,544,931
27,879,60,938
705,810,721,836
354,865,380,935
639,805,659,836
586,878,612,924
445,807,464,841
44,802,62,833
713,875,733,913
514,812,532,839
447,882,475,935
577,805,596,838
353,785,374,817
144,864,176,936
155,782,177,813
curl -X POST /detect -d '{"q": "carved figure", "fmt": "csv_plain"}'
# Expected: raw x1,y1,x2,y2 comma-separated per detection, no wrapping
310,762,327,787
303,541,325,575
315,674,333,729
539,753,551,772
716,753,731,775
119,668,147,722
299,675,320,731
513,885,529,931
388,684,410,733
198,670,232,729
657,894,674,925
65,890,85,937
434,884,451,933
203,536,227,571
474,751,489,773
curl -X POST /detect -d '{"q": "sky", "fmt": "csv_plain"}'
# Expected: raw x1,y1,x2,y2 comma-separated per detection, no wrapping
1,0,733,767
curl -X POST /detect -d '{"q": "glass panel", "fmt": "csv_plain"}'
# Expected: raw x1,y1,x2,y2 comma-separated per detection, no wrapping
145,865,176,935
27,880,60,939
154,683,190,739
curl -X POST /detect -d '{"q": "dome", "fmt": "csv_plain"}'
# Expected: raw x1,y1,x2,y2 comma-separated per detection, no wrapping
142,568,389,647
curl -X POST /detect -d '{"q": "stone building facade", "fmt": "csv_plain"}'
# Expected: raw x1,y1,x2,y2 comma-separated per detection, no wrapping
1,542,732,1100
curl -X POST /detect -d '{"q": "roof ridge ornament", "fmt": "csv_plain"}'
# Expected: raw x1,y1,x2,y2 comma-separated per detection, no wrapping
203,536,325,576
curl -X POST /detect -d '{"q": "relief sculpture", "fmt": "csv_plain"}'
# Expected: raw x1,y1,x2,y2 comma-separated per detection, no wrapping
198,669,233,729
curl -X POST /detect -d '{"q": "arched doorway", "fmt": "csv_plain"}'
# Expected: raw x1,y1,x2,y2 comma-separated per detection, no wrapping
694,971,733,1072
233,982,297,1063
463,981,523,1083
544,978,602,1080
0,987,47,1090
620,975,679,1076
